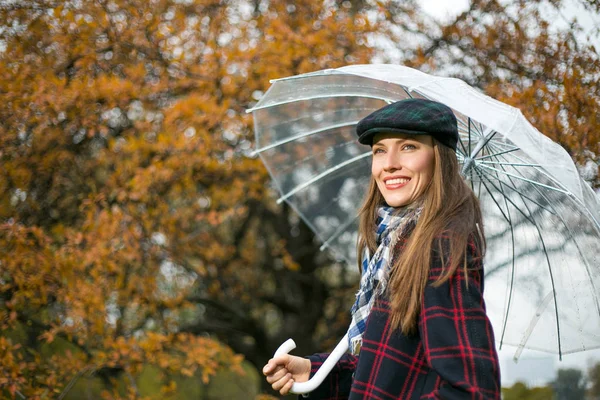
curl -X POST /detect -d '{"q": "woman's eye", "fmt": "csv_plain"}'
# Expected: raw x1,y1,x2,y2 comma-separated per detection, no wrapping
403,144,417,150
373,148,384,154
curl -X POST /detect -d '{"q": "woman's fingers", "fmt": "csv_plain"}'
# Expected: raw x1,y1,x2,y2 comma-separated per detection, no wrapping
265,366,287,384
262,355,287,375
279,376,295,395
262,359,275,375
271,372,292,393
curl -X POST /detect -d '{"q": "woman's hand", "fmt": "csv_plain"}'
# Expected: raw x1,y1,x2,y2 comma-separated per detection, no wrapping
263,354,311,395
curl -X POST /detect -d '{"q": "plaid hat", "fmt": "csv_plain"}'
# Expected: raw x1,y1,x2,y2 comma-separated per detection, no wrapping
356,98,459,150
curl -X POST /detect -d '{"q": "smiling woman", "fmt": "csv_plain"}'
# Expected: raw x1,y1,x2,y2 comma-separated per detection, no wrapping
263,98,501,399
370,133,435,208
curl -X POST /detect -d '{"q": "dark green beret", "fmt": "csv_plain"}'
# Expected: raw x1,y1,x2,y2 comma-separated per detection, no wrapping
356,98,459,150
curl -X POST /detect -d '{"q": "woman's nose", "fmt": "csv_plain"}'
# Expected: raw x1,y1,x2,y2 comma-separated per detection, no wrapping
383,152,401,171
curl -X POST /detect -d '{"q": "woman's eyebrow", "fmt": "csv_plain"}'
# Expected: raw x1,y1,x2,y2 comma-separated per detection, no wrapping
373,136,422,147
389,138,412,144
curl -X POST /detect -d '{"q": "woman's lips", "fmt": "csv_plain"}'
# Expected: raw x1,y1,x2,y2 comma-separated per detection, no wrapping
384,177,410,190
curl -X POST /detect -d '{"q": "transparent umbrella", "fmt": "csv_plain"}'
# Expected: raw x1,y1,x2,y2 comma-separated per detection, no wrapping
247,64,600,394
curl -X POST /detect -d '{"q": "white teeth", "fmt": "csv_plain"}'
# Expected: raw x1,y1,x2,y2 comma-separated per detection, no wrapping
386,178,409,185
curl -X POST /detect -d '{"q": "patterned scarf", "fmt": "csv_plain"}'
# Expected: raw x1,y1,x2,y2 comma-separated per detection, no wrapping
347,204,422,355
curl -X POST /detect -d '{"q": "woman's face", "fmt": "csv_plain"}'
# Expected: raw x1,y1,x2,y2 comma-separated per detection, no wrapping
371,133,435,207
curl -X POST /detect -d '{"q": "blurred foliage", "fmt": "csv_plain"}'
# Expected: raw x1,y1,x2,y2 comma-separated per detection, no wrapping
552,367,587,400
590,361,600,398
0,0,599,398
502,363,600,399
502,381,554,400
502,362,600,400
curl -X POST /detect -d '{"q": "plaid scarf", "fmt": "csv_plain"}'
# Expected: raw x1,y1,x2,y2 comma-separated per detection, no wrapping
348,205,422,355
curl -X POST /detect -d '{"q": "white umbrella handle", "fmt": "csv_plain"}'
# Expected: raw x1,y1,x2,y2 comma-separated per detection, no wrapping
273,333,349,394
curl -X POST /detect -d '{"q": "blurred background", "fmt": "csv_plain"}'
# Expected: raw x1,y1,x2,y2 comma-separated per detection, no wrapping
1,0,599,399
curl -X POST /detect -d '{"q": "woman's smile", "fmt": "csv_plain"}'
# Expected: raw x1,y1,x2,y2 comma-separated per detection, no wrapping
383,176,411,189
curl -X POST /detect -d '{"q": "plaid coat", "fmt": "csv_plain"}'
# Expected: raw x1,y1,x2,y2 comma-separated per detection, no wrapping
302,233,501,399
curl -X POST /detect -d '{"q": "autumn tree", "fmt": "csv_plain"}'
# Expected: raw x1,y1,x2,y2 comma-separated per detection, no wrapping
0,0,387,398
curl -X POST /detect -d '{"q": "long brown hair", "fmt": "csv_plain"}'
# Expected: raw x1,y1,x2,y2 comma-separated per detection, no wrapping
356,139,485,335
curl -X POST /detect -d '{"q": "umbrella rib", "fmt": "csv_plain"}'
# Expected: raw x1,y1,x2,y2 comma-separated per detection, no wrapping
468,170,515,349
496,179,516,351
490,151,600,321
474,158,522,351
484,139,517,150
252,121,359,155
478,161,541,168
484,239,573,277
276,152,371,204
513,291,555,361
478,168,557,236
472,120,487,138
485,141,573,194
268,69,337,82
476,173,535,225
515,192,563,359
400,86,414,99
477,164,569,195
483,150,567,359
457,118,484,138
487,145,583,210
499,195,516,352
501,184,557,215
319,214,359,252
456,118,474,132
477,148,519,160
486,141,600,240
247,94,398,112
456,131,468,156
470,131,498,159
486,143,595,216
479,172,562,357
478,171,558,216
533,198,600,322
472,168,511,223
476,161,541,351
468,118,472,156
461,127,498,162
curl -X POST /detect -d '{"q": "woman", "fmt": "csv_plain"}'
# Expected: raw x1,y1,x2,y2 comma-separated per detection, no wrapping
263,98,501,399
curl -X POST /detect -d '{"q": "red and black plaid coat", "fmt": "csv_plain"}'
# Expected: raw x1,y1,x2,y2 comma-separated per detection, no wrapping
303,233,501,399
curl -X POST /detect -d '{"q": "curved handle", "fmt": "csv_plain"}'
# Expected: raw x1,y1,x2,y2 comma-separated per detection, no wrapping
273,333,349,394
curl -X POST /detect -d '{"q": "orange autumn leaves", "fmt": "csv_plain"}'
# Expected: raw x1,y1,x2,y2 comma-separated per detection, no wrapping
0,0,379,398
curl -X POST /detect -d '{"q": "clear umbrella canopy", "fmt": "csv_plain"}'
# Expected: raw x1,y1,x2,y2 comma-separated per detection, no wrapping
248,65,600,358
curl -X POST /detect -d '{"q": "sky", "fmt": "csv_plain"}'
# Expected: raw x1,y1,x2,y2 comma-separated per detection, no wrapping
420,0,600,44
418,0,600,387
419,0,470,22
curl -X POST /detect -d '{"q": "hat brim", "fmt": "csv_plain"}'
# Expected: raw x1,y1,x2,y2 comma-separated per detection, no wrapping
357,127,432,146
